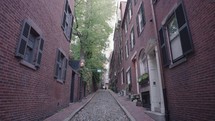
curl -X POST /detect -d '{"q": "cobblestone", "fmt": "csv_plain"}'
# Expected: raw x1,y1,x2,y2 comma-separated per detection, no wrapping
70,90,130,121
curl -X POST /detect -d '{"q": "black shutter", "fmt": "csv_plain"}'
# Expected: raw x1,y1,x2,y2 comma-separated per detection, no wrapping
136,15,140,36
180,26,192,55
62,12,66,29
129,37,132,50
133,29,135,45
62,0,68,29
16,22,30,58
127,42,129,55
159,28,169,66
63,58,67,81
175,4,186,28
69,15,74,41
141,3,146,26
54,50,60,79
35,38,44,67
176,4,193,55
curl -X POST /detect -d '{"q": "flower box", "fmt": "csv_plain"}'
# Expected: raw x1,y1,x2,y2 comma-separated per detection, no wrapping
138,73,149,85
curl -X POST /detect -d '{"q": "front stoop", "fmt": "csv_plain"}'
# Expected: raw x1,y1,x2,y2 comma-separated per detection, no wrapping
145,111,165,121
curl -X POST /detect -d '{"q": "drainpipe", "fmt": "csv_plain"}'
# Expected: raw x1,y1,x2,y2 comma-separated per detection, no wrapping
150,0,169,120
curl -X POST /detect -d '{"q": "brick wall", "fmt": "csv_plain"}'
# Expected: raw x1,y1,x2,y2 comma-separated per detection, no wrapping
154,0,215,120
0,0,74,120
119,0,156,94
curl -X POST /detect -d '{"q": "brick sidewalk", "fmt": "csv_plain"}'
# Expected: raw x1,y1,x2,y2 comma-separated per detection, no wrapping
44,93,95,121
109,90,155,121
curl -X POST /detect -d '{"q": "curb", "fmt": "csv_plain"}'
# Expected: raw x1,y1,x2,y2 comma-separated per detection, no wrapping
108,90,136,121
63,92,97,121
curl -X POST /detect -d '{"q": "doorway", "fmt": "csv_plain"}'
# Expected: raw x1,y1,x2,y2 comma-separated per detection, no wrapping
70,71,75,102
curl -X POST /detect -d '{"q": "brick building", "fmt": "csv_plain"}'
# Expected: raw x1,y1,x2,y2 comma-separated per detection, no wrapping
110,0,215,121
154,0,215,120
0,0,75,120
110,0,165,120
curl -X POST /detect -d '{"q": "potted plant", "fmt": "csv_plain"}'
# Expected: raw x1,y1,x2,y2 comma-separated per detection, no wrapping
138,73,149,85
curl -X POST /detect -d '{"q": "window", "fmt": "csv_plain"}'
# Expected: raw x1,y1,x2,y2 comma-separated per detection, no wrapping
121,69,124,84
139,52,148,75
126,68,131,84
54,49,68,82
136,3,146,36
125,41,129,58
124,20,128,33
167,16,183,60
16,19,44,69
130,27,135,50
62,0,74,42
159,3,193,66
121,48,123,61
128,1,133,21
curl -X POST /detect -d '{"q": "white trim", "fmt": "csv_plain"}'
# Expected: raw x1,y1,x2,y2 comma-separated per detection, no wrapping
131,51,137,61
126,66,131,72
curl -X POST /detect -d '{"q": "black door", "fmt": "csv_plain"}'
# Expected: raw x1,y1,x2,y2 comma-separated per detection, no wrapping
70,71,75,102
141,91,151,110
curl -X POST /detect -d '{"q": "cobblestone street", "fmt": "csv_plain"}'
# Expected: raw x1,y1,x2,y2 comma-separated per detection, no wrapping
70,90,130,121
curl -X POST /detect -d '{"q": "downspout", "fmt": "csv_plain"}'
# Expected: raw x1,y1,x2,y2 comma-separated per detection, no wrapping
150,0,169,120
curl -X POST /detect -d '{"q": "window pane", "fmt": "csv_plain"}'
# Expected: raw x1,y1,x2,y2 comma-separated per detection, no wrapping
170,36,183,60
23,23,30,38
18,39,27,55
24,47,33,63
168,17,179,40
127,71,130,84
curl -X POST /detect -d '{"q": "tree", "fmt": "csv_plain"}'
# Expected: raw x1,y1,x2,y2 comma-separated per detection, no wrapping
71,0,115,72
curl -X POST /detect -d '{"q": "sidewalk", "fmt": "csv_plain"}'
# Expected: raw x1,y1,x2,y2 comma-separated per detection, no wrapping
109,90,155,121
44,93,95,121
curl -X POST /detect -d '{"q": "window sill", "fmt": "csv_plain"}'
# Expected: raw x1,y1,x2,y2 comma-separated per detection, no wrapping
169,57,187,69
56,79,65,84
20,60,37,70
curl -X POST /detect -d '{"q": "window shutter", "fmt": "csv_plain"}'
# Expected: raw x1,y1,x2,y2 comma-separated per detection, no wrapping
133,29,135,45
35,38,44,67
141,4,146,26
62,12,66,29
175,4,186,28
129,38,132,50
63,59,68,81
16,22,30,58
176,4,193,55
69,15,74,42
67,14,72,42
180,26,192,55
54,50,60,79
136,16,140,36
159,28,169,66
62,0,68,29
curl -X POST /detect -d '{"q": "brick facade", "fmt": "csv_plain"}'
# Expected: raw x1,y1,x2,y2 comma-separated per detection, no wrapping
154,0,215,120
110,0,215,120
0,0,74,120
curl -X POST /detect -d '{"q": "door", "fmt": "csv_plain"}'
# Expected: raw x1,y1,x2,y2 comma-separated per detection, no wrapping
70,71,75,102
